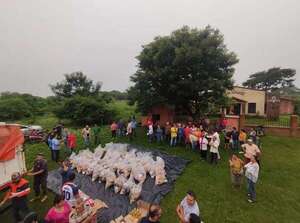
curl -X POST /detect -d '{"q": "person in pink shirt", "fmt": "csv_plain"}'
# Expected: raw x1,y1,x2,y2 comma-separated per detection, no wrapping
45,194,71,223
184,126,191,146
110,121,118,138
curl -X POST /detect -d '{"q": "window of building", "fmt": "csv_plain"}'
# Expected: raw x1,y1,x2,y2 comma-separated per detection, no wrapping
248,103,256,114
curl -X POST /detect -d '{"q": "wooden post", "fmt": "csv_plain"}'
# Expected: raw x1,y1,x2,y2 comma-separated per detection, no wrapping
239,114,245,131
290,115,298,137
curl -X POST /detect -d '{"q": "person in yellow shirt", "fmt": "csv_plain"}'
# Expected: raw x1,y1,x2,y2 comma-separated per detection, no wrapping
239,129,247,148
229,154,244,188
170,123,178,147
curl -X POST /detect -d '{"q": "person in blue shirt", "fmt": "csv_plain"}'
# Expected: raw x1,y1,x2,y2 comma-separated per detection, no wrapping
231,127,239,152
177,123,185,145
155,125,163,143
131,117,137,137
51,135,61,162
60,160,74,184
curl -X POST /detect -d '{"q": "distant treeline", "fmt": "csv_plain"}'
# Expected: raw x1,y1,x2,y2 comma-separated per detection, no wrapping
0,90,128,122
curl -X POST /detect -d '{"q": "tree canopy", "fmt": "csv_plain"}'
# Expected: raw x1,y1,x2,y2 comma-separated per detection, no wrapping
0,92,49,120
128,26,238,117
50,72,102,98
242,67,296,91
53,95,114,125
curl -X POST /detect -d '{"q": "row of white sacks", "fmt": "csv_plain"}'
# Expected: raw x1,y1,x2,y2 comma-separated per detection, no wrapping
69,143,167,203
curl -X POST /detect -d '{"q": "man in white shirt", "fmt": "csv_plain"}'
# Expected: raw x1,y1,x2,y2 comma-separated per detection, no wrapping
62,172,80,207
199,131,208,160
176,191,200,223
209,130,220,164
147,124,154,143
242,139,261,163
244,156,260,203
212,130,221,160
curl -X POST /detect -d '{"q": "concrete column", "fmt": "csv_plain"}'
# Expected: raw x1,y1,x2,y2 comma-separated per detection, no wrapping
290,115,299,137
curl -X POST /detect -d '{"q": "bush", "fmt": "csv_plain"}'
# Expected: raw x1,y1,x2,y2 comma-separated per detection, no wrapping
0,98,32,120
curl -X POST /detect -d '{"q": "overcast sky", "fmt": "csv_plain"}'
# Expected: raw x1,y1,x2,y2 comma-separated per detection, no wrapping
1,0,299,97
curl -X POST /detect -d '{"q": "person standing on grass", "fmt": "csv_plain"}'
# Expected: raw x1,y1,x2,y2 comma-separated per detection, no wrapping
67,131,76,154
176,191,200,223
229,154,244,188
165,122,171,142
249,128,257,144
156,124,163,143
126,120,133,141
27,153,48,203
189,127,201,150
139,204,162,223
209,134,220,165
82,125,91,147
92,123,101,146
242,139,261,164
0,172,31,223
212,129,221,160
62,127,69,148
51,135,61,162
131,116,137,137
231,127,239,152
44,194,71,223
177,123,185,145
47,133,54,151
244,156,260,203
147,123,154,143
170,123,178,147
199,131,208,160
111,121,118,138
224,127,232,150
239,129,247,148
184,125,191,147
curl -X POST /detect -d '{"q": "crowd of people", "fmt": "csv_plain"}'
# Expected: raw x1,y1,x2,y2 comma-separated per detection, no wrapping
45,123,103,164
0,153,97,223
111,117,262,205
0,115,262,223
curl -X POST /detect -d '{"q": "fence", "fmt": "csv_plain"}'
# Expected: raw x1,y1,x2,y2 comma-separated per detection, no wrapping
245,115,290,128
241,115,300,137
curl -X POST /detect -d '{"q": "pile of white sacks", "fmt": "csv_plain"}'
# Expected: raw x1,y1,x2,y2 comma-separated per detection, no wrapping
69,143,167,203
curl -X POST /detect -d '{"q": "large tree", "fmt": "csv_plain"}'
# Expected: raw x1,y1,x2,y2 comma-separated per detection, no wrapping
128,26,238,117
50,72,102,98
242,67,296,91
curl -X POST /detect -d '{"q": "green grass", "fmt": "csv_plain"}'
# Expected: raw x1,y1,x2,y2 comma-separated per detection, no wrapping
1,116,300,223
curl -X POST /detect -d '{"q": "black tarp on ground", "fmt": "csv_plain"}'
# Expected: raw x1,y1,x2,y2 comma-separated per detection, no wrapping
47,145,189,223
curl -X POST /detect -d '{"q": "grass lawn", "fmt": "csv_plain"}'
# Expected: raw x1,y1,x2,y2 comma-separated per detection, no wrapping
1,120,300,223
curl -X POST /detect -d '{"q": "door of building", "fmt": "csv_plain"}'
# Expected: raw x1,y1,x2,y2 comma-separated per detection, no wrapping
233,103,241,115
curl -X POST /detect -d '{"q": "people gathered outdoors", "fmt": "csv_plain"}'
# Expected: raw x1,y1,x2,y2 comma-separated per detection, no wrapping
0,114,264,223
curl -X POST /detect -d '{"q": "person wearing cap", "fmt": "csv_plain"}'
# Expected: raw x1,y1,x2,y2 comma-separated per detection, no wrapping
241,139,261,164
27,153,48,202
176,191,200,223
0,172,31,223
